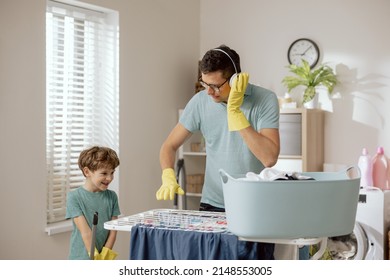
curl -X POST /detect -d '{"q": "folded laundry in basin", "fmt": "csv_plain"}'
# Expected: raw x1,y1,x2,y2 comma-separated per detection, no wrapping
242,168,314,181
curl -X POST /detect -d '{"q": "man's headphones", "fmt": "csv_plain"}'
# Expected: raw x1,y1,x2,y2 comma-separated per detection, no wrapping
213,48,239,87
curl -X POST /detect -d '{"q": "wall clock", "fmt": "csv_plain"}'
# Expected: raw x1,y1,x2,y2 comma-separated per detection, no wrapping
287,38,320,69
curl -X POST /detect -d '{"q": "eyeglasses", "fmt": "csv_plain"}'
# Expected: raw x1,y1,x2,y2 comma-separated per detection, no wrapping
199,78,229,93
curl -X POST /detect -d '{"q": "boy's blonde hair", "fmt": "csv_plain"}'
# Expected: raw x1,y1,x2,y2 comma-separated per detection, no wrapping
78,146,120,177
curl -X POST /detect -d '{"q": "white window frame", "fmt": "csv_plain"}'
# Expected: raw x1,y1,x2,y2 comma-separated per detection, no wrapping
45,0,119,235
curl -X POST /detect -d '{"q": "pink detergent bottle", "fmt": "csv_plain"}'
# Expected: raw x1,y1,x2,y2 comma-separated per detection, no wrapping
358,148,373,188
372,146,388,190
388,158,390,190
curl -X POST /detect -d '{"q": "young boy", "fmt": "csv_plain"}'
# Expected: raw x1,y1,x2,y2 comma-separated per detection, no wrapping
66,146,121,260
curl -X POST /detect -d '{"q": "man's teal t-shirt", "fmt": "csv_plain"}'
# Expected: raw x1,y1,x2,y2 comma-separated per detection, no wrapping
180,83,279,208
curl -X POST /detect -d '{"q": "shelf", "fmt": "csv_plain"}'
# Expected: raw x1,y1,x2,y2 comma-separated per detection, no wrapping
278,155,302,160
185,192,202,197
279,108,322,114
182,152,207,156
280,108,304,114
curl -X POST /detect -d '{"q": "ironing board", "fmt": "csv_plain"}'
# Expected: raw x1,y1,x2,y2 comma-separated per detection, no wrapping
104,209,327,260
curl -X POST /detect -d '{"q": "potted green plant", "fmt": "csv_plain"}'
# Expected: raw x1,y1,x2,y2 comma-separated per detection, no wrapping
282,59,338,107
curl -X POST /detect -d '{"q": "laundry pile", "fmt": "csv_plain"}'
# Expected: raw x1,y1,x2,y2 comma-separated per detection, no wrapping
239,168,315,181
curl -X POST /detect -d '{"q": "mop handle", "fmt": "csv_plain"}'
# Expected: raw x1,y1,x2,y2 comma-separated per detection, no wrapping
90,211,99,260
174,159,185,209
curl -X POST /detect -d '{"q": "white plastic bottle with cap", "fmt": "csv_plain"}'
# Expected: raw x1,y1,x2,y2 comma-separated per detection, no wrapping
358,148,373,188
372,146,388,190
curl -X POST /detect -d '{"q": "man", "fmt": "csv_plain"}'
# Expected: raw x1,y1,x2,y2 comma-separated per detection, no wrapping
156,45,280,259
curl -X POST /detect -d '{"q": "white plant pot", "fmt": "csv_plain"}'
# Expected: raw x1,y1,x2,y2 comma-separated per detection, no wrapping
303,94,319,109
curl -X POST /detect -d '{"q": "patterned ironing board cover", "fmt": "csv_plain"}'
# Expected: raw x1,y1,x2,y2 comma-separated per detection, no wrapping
104,209,228,233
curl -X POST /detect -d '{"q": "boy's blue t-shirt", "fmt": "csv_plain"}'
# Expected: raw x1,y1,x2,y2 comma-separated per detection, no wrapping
65,187,121,259
180,83,279,208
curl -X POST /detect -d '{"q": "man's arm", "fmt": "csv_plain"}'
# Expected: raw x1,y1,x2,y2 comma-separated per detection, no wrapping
227,73,280,167
239,127,280,167
156,123,192,200
160,123,192,169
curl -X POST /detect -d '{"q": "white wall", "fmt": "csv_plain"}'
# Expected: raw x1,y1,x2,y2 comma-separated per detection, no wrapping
1,0,389,260
0,0,199,259
200,0,390,166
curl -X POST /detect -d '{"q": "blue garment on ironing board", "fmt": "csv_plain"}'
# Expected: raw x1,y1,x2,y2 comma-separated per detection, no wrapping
129,225,270,260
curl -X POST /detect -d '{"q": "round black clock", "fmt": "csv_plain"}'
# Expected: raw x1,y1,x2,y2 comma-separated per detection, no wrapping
287,38,320,68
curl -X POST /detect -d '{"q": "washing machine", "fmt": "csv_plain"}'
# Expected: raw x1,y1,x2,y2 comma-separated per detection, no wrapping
327,188,390,260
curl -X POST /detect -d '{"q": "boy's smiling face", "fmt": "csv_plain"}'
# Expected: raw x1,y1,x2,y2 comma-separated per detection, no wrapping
83,166,116,192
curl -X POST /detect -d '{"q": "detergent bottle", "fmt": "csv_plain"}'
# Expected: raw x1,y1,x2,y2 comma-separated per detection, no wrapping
372,146,388,190
388,158,390,190
358,148,373,188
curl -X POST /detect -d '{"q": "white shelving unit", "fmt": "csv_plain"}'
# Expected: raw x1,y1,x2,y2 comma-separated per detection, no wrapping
275,108,324,172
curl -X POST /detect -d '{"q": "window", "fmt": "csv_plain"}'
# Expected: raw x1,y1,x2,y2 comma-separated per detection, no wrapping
46,0,119,224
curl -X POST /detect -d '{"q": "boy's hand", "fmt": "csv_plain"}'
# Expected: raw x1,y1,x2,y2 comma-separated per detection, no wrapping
99,247,118,260
90,248,100,260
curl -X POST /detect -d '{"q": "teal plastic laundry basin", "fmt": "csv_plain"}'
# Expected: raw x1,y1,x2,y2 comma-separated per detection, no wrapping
219,167,360,239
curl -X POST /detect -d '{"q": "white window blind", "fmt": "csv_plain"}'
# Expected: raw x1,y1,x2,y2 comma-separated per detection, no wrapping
46,0,119,224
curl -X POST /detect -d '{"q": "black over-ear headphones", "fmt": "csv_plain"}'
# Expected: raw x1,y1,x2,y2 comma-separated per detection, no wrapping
212,48,239,86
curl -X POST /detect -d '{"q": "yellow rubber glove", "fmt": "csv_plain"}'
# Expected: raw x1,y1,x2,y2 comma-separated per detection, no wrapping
90,248,101,260
99,247,118,260
156,168,185,200
227,73,250,131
